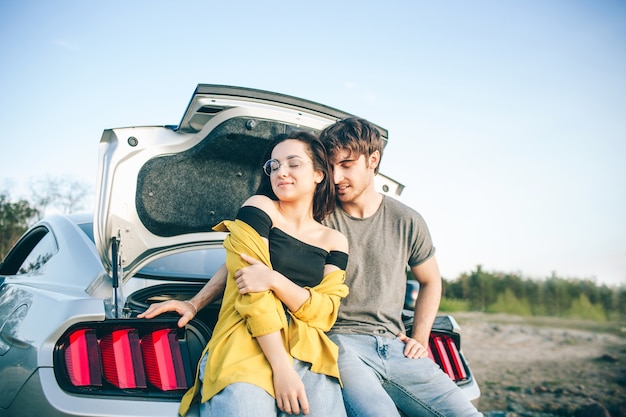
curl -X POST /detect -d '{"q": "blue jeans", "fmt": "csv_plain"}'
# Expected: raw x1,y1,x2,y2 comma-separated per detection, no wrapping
198,352,347,417
329,334,482,417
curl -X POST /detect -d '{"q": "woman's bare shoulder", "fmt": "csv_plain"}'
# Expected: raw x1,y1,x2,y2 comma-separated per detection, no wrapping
241,195,277,214
323,226,349,254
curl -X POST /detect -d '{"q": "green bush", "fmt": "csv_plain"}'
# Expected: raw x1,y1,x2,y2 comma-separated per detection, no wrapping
439,297,471,312
487,289,533,316
566,294,606,321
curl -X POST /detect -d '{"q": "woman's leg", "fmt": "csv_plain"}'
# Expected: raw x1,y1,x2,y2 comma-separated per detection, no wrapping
198,353,347,417
204,383,277,417
198,351,276,417
289,359,347,417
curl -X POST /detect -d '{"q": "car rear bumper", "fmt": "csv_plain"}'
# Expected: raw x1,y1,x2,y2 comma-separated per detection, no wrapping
0,369,199,417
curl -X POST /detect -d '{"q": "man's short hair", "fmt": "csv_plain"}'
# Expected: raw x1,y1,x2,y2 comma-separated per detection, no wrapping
319,118,385,174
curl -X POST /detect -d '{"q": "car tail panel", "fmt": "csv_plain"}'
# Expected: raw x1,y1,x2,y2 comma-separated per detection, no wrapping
54,318,209,399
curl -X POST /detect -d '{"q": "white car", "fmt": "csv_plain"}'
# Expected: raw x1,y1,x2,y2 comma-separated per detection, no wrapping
0,85,479,416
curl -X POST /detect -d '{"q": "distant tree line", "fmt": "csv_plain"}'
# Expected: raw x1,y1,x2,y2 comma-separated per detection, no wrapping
0,193,40,258
0,176,91,258
439,265,625,321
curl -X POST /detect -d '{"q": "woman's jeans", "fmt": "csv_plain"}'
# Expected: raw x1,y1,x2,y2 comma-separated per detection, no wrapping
329,333,483,417
198,351,347,417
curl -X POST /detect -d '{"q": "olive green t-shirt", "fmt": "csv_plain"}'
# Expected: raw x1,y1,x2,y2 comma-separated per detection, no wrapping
323,195,435,337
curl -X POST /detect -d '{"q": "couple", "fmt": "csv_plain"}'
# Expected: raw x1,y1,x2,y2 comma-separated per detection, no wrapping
139,118,482,417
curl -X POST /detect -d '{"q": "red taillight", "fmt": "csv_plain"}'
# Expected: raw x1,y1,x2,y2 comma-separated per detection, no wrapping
101,329,147,389
64,329,102,387
58,322,193,395
142,329,188,390
428,333,468,383
444,336,467,380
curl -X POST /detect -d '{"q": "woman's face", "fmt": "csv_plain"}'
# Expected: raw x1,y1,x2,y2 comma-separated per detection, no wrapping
266,139,323,202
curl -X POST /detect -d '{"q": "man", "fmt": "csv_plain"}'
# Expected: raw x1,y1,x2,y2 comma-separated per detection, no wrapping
318,118,481,416
140,118,482,417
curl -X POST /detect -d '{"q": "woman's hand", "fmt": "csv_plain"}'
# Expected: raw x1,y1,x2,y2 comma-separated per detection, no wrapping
137,299,197,328
272,363,309,415
235,253,277,294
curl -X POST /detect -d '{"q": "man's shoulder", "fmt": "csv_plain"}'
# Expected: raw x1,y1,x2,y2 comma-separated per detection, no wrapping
382,195,422,217
323,196,422,222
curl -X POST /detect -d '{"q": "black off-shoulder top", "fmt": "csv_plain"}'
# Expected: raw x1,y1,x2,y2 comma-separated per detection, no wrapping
236,206,348,288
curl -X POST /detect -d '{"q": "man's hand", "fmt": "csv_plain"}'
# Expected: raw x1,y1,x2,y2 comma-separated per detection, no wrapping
138,264,227,327
137,300,196,328
397,333,430,359
235,253,276,294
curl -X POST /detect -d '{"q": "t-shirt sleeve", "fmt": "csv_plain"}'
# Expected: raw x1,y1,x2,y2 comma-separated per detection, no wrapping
408,211,436,267
235,205,272,238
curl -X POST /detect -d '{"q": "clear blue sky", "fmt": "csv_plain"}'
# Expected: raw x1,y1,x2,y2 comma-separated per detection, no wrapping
1,1,625,286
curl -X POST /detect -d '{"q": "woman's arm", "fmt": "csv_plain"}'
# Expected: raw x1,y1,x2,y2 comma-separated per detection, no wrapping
237,254,348,333
255,331,309,415
235,228,348,312
235,254,310,312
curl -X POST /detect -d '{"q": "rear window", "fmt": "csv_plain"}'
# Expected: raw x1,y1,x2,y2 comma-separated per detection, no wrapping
76,220,225,281
136,248,226,280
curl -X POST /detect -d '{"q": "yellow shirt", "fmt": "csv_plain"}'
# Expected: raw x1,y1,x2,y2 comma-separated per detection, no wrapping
179,219,348,416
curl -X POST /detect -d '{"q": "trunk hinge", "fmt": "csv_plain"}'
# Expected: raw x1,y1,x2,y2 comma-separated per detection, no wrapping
110,234,124,318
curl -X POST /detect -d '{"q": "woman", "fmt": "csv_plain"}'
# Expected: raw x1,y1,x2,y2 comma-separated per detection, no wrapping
178,131,349,417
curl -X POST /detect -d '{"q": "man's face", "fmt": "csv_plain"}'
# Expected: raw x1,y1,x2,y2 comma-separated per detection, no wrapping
329,148,377,204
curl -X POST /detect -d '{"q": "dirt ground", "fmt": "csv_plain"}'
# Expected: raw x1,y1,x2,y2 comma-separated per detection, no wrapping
453,312,626,417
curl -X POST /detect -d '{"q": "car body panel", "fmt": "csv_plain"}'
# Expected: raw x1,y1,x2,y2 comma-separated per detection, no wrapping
20,370,199,417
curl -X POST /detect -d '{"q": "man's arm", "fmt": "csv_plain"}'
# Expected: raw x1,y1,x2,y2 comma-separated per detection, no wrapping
397,255,442,358
137,264,228,327
410,255,442,347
